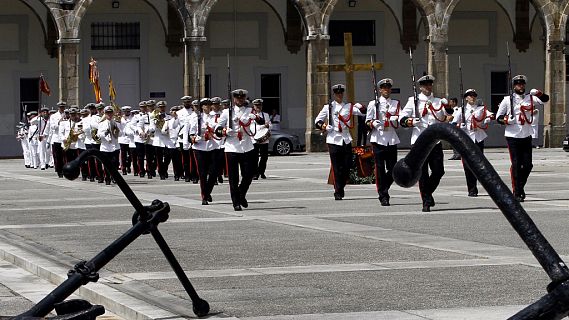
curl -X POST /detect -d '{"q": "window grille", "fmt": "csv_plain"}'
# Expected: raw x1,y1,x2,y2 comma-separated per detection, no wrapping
91,22,140,50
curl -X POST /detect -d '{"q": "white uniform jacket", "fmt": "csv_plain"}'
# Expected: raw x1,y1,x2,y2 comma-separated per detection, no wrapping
452,103,491,143
162,117,180,149
118,115,133,145
90,114,102,145
189,112,219,152
400,93,448,145
215,105,256,153
97,118,119,152
314,101,365,146
496,93,542,139
49,112,63,144
365,97,400,146
60,119,84,150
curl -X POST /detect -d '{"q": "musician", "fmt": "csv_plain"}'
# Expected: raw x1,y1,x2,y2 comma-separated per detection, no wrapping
82,103,95,181
252,99,271,180
27,111,39,169
314,84,365,200
46,109,57,168
177,96,195,182
98,106,120,185
60,107,83,164
151,101,170,180
496,74,548,202
16,121,30,168
145,100,157,179
77,108,90,180
163,106,183,181
49,101,66,177
190,98,219,204
33,107,51,170
452,89,493,197
400,75,454,212
118,106,133,175
90,103,106,183
133,101,147,177
214,89,257,211
365,78,400,206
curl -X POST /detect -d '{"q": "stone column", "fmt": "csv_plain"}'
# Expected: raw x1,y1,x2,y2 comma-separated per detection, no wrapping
183,37,207,97
305,35,329,152
427,39,449,98
57,38,80,105
544,39,566,147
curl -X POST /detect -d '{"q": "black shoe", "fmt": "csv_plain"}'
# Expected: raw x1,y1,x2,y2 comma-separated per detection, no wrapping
160,175,166,180
192,179,198,184
422,204,431,212
105,180,111,185
41,168,45,171
89,177,95,182
148,174,153,179
207,195,212,202
25,165,30,168
201,200,209,205
234,205,242,211
468,191,478,197
134,172,139,176
379,197,390,206
174,176,180,181
82,176,87,181
58,174,64,178
260,174,267,179
127,167,131,173
140,172,146,178
334,192,343,200
253,175,259,180
425,194,435,207
241,198,248,208
515,195,524,202
218,176,223,183
122,171,127,175
98,178,104,183
185,177,191,182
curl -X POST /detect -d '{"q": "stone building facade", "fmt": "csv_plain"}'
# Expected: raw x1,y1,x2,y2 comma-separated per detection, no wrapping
1,0,568,156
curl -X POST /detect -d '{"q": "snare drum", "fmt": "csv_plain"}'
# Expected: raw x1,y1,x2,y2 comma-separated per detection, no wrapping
254,127,271,144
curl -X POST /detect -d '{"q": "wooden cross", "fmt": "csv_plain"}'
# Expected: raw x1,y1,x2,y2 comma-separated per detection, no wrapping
316,33,383,139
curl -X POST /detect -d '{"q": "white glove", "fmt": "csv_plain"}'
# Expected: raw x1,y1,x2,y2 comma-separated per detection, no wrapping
389,115,398,122
483,117,491,125
225,127,235,136
325,124,334,132
232,115,239,121
530,89,542,97
194,135,202,142
353,103,363,109
459,123,467,129
507,115,516,125
412,118,421,126
532,108,539,115
440,98,448,106
249,113,257,120
372,120,382,129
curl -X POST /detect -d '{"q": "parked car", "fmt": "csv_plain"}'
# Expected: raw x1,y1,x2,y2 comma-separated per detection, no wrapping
268,129,304,156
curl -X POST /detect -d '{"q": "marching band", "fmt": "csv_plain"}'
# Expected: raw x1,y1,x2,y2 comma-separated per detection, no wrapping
16,72,548,213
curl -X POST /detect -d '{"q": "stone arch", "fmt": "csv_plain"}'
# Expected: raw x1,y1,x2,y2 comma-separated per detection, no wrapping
18,0,54,53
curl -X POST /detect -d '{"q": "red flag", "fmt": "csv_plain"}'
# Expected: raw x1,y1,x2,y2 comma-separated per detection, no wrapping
39,74,51,96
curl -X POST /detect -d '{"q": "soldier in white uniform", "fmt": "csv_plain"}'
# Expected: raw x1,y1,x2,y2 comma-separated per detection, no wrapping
145,100,158,179
27,111,39,169
77,108,89,180
49,102,66,177
269,109,281,131
60,108,83,164
34,107,51,170
46,109,57,168
314,84,365,200
98,106,120,185
452,89,493,197
91,103,106,183
496,74,548,202
163,106,183,180
365,78,400,206
190,98,219,204
251,99,271,180
400,75,454,212
214,89,258,211
177,96,193,181
213,98,227,183
152,101,170,179
118,106,133,175
16,122,30,168
133,102,148,177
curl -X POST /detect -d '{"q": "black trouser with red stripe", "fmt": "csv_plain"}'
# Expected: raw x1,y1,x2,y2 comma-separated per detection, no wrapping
462,140,484,194
328,142,352,197
52,142,64,176
86,143,103,180
145,144,156,176
155,146,169,177
194,150,218,200
119,143,130,173
214,148,226,178
102,150,119,182
418,143,445,204
226,150,257,207
135,142,146,175
169,147,183,178
506,136,533,198
254,143,269,176
371,143,397,200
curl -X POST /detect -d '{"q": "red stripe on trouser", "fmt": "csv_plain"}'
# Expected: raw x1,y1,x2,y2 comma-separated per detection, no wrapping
194,151,205,200
506,143,516,194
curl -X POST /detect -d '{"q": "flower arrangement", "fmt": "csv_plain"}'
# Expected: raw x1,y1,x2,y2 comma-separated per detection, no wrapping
349,146,375,184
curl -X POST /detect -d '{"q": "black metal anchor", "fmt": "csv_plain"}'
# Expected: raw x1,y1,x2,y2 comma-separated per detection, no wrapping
12,149,209,319
393,123,569,320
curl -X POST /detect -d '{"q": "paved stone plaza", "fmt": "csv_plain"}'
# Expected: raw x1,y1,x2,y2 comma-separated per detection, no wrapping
1,148,569,319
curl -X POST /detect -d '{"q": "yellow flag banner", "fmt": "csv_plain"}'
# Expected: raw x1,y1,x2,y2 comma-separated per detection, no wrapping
109,76,117,102
89,57,102,103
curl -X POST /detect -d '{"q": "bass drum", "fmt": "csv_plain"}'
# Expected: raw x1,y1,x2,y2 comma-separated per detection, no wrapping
254,127,271,144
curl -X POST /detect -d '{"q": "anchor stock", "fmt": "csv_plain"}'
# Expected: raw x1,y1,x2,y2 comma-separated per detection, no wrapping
393,123,569,319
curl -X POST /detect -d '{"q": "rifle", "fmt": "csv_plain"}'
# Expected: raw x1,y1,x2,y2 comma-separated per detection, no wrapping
458,56,465,125
327,64,333,128
370,55,380,120
197,73,201,137
506,42,514,117
408,49,420,118
226,54,233,130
